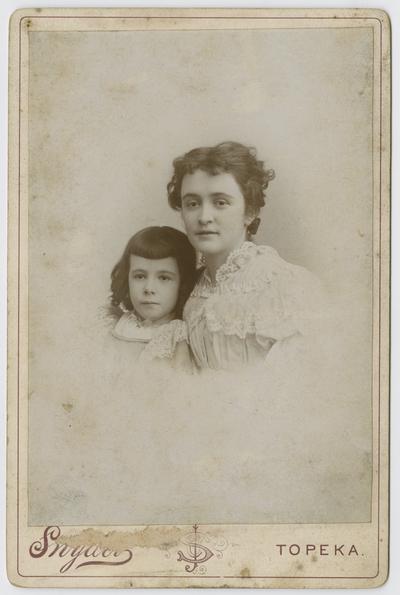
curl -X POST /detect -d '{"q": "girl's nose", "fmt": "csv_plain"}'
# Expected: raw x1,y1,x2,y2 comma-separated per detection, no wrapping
144,280,156,294
198,203,214,225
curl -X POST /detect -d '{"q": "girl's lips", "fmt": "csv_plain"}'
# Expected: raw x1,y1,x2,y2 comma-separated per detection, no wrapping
196,231,219,235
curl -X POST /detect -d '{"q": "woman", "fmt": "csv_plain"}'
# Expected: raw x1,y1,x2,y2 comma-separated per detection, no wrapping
167,141,325,370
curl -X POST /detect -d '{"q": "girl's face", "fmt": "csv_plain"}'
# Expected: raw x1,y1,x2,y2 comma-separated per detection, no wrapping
180,170,253,261
129,255,180,323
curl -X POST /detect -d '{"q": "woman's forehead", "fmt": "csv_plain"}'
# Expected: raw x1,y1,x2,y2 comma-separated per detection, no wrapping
129,254,179,274
181,169,243,199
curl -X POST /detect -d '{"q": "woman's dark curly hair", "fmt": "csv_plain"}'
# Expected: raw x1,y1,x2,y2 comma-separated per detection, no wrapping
167,141,275,217
110,226,197,319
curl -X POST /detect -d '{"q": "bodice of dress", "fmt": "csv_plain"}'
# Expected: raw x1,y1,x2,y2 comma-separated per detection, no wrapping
183,241,324,370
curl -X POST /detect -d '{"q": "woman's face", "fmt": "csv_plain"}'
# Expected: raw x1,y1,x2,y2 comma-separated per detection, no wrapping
129,255,180,323
180,170,252,260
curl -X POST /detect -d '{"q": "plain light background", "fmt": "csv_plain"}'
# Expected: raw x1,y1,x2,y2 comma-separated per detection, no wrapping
1,0,398,593
28,24,374,302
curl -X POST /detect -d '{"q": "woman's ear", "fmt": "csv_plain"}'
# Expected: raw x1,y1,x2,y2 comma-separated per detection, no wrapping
244,206,259,227
247,217,261,235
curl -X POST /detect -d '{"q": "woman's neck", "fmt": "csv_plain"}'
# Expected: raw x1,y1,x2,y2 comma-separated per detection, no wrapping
204,236,247,283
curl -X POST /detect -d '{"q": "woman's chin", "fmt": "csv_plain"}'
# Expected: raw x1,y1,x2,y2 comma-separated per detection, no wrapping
193,240,223,255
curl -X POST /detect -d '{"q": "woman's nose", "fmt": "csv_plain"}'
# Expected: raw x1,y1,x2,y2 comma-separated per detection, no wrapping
198,203,214,225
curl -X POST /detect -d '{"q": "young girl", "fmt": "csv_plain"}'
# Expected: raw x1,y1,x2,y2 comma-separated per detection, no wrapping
109,226,197,368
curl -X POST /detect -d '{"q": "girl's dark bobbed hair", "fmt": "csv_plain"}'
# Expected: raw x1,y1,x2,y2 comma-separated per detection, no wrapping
167,141,275,215
110,226,197,319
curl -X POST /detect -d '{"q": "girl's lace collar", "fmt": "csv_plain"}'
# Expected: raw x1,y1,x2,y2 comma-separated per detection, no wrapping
112,310,174,342
203,241,256,286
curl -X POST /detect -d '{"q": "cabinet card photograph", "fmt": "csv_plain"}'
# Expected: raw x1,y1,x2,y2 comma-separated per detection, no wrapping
7,7,390,589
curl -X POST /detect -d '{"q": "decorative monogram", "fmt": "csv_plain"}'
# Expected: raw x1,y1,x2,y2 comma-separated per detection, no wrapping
177,524,228,574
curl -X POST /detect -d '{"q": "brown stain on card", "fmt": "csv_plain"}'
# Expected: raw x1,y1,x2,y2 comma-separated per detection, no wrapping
56,526,183,551
45,217,77,242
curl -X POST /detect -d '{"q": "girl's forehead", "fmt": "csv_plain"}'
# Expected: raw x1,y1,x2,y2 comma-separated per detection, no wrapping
129,254,179,273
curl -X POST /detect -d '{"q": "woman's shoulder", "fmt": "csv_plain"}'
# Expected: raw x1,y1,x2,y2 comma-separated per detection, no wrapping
190,242,325,307
239,243,327,312
239,243,317,284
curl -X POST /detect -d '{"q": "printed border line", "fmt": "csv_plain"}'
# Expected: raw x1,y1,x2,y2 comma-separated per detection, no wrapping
15,13,385,581
17,14,385,20
16,11,21,578
26,520,376,527
15,574,381,580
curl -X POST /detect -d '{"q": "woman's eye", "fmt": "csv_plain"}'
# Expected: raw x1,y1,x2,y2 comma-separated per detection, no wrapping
159,275,172,282
132,273,145,280
215,199,228,207
183,200,199,209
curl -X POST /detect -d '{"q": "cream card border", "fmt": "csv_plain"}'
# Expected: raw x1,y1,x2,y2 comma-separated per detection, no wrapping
7,7,390,589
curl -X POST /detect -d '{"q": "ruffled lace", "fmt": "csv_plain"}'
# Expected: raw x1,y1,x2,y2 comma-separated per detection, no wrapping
193,242,277,297
185,242,324,342
140,320,188,361
185,291,299,341
214,241,255,282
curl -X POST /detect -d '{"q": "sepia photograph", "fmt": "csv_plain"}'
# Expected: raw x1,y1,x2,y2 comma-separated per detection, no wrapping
6,7,390,589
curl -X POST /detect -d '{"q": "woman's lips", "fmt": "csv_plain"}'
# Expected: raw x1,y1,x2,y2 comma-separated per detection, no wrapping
195,231,219,236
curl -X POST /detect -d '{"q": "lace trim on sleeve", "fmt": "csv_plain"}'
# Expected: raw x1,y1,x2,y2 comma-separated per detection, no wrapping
186,270,322,341
199,301,298,340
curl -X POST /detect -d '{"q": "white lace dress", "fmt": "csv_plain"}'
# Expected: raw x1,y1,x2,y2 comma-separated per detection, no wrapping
183,241,325,370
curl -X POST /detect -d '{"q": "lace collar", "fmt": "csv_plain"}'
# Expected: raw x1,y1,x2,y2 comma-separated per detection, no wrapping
112,311,174,342
203,241,256,286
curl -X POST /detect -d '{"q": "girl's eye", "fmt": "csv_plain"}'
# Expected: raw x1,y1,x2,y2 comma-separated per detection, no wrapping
132,273,145,280
159,275,172,282
215,198,228,207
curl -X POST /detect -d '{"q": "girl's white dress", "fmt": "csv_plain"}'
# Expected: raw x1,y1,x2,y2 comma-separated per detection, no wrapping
111,312,189,364
97,310,193,372
183,241,325,370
